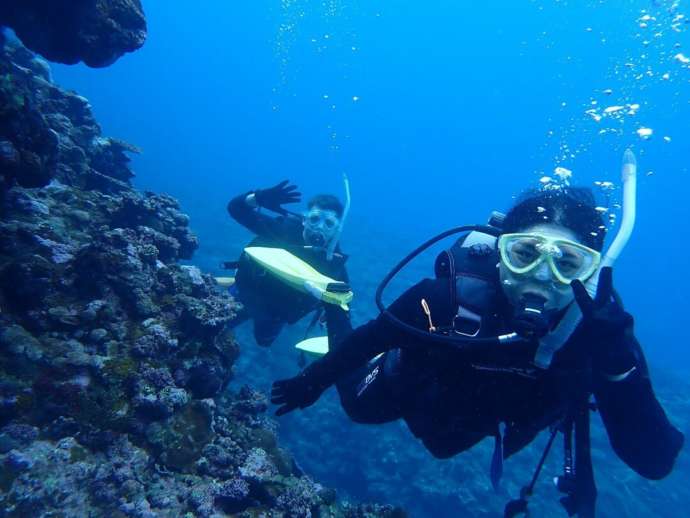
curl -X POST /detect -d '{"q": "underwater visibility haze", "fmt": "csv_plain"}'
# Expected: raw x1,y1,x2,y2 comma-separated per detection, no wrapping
1,0,689,516
52,0,690,369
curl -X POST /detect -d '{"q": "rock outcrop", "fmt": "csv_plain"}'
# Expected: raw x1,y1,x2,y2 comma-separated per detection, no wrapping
0,37,402,518
0,0,147,67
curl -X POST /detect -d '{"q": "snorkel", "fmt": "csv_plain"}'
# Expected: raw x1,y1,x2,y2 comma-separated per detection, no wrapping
374,150,636,356
326,172,351,261
534,149,638,368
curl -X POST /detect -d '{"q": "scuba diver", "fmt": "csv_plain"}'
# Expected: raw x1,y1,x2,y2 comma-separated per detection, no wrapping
270,151,684,517
226,179,352,347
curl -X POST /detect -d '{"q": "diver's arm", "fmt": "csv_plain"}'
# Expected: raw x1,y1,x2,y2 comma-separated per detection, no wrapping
314,277,448,375
271,317,396,415
227,180,302,238
593,333,684,480
227,191,285,238
572,270,684,478
271,278,446,415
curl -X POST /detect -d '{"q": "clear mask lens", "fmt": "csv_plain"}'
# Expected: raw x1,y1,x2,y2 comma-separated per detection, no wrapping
304,209,340,243
552,242,594,280
500,233,600,283
307,214,338,229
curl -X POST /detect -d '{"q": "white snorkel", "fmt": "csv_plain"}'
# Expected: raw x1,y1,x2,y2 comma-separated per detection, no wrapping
326,171,351,261
534,149,638,369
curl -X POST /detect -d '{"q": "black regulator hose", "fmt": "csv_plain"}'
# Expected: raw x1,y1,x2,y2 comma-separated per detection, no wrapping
374,225,521,351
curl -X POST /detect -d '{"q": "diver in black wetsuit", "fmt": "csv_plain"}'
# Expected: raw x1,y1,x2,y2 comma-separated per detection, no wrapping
271,181,684,516
227,180,352,347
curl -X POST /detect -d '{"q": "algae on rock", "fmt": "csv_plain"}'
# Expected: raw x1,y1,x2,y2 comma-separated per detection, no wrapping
0,34,403,518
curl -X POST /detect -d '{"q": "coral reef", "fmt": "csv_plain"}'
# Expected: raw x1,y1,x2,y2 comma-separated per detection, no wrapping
0,0,147,67
0,38,403,518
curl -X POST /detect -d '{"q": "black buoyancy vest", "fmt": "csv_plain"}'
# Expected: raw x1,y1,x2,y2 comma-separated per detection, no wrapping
433,230,506,338
425,231,597,516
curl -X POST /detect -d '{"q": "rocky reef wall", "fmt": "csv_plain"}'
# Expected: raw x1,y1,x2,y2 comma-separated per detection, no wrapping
0,0,147,67
0,35,402,518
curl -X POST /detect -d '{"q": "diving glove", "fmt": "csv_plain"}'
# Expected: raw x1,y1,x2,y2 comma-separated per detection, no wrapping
271,362,330,416
255,180,301,215
571,267,638,379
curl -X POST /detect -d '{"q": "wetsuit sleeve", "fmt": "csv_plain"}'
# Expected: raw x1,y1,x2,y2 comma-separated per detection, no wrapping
593,331,684,480
227,191,288,239
303,278,446,391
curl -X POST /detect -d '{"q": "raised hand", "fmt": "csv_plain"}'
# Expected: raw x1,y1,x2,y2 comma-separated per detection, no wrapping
571,267,637,376
255,180,301,215
571,267,631,339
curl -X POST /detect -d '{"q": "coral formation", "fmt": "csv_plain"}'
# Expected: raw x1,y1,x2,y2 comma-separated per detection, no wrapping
0,0,147,67
0,36,402,518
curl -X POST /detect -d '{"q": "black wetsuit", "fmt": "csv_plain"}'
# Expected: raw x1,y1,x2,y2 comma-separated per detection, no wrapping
330,278,682,471
298,249,683,513
227,193,352,346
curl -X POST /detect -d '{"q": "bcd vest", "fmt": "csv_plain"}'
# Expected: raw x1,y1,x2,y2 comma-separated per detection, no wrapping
433,230,507,339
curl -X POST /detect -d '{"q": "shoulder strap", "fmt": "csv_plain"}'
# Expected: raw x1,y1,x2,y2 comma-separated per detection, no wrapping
434,231,501,336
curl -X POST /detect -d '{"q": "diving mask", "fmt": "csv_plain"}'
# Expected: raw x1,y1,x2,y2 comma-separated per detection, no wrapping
498,233,601,284
303,208,340,248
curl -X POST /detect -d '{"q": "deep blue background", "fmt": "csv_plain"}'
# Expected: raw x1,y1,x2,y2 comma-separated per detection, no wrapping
50,1,690,514
52,0,690,372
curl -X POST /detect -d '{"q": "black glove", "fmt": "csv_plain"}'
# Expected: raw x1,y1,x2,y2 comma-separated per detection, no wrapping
254,180,301,215
271,366,329,416
571,267,637,375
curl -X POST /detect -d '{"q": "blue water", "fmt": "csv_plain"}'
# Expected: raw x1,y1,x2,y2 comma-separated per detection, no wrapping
51,1,689,514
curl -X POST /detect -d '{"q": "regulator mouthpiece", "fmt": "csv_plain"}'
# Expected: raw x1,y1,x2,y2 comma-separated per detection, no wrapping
513,293,550,339
305,231,326,248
